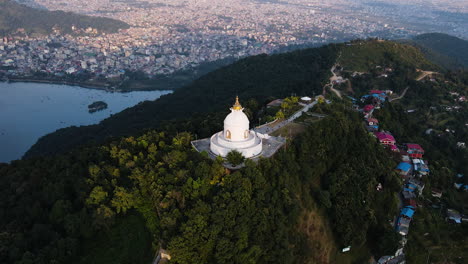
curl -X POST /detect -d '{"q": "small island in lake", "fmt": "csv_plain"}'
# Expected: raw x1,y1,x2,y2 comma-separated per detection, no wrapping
88,101,108,113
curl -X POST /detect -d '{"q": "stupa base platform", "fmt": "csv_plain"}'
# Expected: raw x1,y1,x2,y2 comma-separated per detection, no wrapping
191,135,286,167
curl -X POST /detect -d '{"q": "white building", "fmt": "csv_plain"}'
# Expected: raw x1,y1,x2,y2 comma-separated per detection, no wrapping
210,97,262,158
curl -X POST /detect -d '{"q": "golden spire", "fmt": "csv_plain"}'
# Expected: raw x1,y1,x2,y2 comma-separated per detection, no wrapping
232,96,242,110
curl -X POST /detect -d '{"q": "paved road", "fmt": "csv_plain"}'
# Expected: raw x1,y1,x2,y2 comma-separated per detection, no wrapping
254,100,318,135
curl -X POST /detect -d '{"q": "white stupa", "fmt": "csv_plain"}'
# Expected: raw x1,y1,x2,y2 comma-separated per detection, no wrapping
210,97,263,158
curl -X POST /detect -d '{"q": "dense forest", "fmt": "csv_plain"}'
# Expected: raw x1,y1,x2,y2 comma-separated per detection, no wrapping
0,104,401,264
0,0,129,36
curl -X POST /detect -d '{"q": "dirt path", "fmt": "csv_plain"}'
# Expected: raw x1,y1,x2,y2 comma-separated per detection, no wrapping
322,52,344,99
416,70,440,81
389,86,409,102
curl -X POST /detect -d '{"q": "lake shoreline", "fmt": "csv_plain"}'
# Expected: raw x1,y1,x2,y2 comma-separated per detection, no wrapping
0,81,172,163
3,77,119,91
1,77,174,92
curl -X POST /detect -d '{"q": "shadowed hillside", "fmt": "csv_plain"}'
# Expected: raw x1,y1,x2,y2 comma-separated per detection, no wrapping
0,0,129,36
402,33,468,70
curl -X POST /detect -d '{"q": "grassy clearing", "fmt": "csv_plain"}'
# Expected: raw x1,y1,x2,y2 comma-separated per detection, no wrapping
270,122,307,138
297,207,337,264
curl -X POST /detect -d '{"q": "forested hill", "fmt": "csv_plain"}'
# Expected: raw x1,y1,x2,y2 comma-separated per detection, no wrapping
2,38,465,264
24,40,435,159
0,106,402,264
401,33,468,70
0,0,129,36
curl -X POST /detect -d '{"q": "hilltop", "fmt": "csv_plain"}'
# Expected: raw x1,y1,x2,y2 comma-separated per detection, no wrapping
339,39,436,73
0,0,129,36
24,40,436,158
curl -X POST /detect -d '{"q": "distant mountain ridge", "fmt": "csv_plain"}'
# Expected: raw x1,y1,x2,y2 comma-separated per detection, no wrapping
0,0,129,36
401,33,468,70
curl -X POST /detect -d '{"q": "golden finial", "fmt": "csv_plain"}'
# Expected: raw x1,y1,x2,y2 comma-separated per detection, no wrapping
232,96,242,110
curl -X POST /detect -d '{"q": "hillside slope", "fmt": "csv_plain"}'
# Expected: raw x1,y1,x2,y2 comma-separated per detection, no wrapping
402,33,468,70
0,0,129,36
339,39,436,72
24,40,436,159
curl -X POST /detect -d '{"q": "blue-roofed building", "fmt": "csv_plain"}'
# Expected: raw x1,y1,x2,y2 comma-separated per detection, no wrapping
413,159,430,176
371,93,387,102
447,209,462,224
401,208,415,218
407,183,417,192
396,162,411,176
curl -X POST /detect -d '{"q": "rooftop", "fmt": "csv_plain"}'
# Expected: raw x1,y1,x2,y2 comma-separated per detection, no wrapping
406,143,424,151
374,132,396,142
396,162,411,172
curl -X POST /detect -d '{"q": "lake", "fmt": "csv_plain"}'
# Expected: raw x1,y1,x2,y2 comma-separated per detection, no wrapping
0,82,172,163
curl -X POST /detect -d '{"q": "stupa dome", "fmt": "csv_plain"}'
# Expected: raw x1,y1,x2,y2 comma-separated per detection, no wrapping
210,96,263,158
223,97,250,141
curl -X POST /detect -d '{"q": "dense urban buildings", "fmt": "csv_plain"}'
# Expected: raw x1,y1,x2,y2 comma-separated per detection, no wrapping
1,0,467,80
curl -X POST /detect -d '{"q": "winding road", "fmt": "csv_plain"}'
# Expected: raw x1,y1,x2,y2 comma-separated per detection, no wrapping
323,52,344,99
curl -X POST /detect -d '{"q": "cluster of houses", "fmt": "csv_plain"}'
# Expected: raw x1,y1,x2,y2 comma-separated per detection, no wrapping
358,86,467,248
357,89,431,238
394,144,428,236
357,90,436,244
361,90,391,117
357,89,439,263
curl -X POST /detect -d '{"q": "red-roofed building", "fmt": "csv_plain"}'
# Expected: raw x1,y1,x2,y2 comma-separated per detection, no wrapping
369,90,385,95
406,143,424,158
390,144,400,152
363,104,374,112
404,199,417,209
374,132,396,146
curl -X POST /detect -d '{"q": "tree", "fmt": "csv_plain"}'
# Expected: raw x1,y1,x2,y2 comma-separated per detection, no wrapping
226,150,245,166
275,110,285,120
86,186,108,206
111,187,135,213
